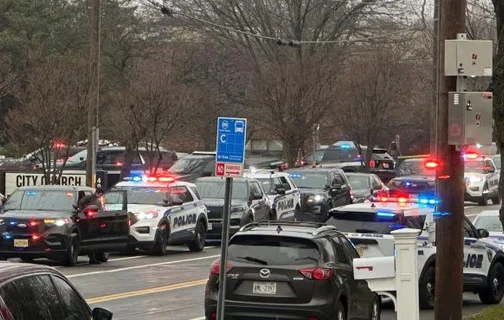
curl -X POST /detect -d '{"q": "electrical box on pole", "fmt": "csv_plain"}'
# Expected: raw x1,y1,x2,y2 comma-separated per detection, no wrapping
448,92,493,145
444,38,493,77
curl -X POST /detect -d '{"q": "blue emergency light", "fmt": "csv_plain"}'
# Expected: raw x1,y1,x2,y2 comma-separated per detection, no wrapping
340,144,351,149
131,176,142,182
377,211,396,218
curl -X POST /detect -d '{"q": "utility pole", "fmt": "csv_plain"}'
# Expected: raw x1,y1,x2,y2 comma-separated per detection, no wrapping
86,0,101,188
430,0,440,156
434,0,466,319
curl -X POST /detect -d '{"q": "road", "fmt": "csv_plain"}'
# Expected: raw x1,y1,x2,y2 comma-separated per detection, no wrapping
12,203,502,320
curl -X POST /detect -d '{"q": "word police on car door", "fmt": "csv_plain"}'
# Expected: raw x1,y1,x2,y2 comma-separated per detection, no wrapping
4,172,87,195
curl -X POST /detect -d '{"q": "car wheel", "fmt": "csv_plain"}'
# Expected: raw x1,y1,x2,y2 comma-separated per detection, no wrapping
419,265,435,309
479,262,504,304
151,225,168,256
478,195,488,206
63,234,79,267
335,300,346,320
370,295,381,320
95,252,109,263
188,220,206,252
491,194,501,205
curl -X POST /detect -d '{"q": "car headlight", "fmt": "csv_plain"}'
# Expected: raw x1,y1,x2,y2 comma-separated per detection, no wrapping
44,219,70,227
135,211,159,220
468,176,483,183
231,206,246,213
307,195,324,202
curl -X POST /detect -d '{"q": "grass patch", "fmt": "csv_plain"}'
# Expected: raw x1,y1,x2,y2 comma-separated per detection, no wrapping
467,306,504,320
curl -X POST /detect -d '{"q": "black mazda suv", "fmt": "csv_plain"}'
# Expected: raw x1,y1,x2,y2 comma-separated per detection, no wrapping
204,221,380,320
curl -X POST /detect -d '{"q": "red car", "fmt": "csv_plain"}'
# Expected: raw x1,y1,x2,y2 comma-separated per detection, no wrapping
0,262,113,320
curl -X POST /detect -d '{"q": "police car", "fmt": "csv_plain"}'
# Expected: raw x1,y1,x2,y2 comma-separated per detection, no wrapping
109,174,209,255
326,196,504,309
243,169,301,221
464,153,500,205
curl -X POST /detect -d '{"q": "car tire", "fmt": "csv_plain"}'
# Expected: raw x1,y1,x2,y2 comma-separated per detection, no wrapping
479,262,504,304
125,244,137,255
95,252,109,263
478,195,488,206
335,299,346,320
151,225,168,256
370,295,381,320
63,234,79,267
188,220,206,252
419,265,436,309
491,194,501,205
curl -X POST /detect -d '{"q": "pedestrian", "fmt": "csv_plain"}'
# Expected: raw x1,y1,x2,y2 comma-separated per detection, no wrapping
388,134,401,160
78,187,105,264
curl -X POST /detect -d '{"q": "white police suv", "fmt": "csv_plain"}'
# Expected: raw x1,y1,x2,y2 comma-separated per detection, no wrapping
464,153,500,205
326,196,504,309
243,169,301,221
108,174,209,255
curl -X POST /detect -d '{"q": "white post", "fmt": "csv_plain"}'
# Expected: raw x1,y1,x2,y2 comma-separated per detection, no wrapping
391,228,421,320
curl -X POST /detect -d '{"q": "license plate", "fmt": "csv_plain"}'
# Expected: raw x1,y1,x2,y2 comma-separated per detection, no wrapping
208,223,212,231
383,163,389,169
14,239,29,248
252,282,276,295
356,245,366,257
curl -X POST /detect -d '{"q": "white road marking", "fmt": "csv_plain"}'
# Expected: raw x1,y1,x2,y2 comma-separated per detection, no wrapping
188,317,205,320
465,213,479,217
66,254,219,278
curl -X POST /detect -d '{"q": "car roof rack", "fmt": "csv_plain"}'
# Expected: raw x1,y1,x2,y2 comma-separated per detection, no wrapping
240,220,338,235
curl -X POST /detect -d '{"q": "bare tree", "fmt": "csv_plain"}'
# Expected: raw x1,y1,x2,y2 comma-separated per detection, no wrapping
106,57,196,176
4,56,89,182
149,0,401,165
333,45,417,162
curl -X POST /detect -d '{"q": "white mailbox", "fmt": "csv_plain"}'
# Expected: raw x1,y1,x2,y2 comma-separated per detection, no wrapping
353,256,395,280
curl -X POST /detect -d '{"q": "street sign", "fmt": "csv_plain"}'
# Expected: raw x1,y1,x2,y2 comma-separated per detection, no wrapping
215,117,247,177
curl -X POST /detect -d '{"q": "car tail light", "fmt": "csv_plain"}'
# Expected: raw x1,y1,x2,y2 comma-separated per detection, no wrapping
32,234,40,240
299,267,333,280
209,312,216,320
30,221,39,226
84,208,98,217
369,160,375,168
209,260,233,275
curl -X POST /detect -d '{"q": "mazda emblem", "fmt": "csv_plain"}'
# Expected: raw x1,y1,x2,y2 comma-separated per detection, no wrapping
259,269,270,278
17,224,26,228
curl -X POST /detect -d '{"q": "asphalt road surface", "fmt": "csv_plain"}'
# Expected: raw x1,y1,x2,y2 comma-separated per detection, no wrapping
10,203,503,320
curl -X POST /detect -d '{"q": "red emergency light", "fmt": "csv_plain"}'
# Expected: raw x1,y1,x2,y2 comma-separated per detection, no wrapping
424,160,439,169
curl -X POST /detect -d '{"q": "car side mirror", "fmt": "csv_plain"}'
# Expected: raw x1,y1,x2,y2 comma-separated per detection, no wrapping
478,228,490,238
250,194,263,201
92,308,113,320
275,188,286,195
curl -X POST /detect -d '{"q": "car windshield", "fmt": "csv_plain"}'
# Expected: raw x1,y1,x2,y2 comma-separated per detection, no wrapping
195,180,248,200
228,235,320,266
492,156,501,169
396,159,433,176
347,175,370,190
66,149,87,164
474,216,503,233
288,171,328,189
465,160,489,174
326,211,416,234
168,157,208,174
321,148,360,162
4,190,75,211
111,186,167,205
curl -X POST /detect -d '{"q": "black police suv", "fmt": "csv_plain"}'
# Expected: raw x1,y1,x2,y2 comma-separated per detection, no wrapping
195,177,271,241
204,221,381,320
345,172,389,203
0,186,130,266
287,168,353,222
319,143,396,184
388,158,435,198
167,152,216,182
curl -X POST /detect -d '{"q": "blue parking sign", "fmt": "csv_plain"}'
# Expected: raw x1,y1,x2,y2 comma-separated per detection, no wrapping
216,117,247,165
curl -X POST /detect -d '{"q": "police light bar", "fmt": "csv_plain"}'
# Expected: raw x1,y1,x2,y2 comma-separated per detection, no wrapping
463,152,479,159
124,175,175,183
374,194,439,205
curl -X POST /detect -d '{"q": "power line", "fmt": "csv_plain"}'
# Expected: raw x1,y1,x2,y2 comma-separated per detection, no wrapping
144,0,420,46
